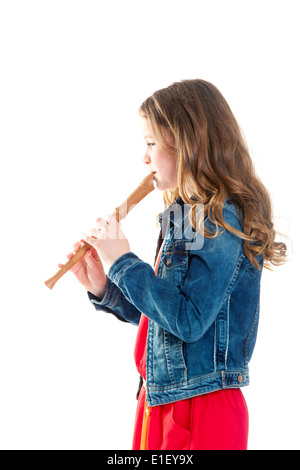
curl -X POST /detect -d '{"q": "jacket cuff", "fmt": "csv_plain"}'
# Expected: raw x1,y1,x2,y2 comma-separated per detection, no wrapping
108,252,142,286
87,276,120,310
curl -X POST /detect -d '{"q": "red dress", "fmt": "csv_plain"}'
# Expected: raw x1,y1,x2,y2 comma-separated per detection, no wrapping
132,246,249,451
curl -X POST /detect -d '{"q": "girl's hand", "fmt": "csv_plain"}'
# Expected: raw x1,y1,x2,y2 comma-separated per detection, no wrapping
58,241,107,299
82,214,131,270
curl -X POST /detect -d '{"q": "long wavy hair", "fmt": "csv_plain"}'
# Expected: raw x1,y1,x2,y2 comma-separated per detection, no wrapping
139,79,287,270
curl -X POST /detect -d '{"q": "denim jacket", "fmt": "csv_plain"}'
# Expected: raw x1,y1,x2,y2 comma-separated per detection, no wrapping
88,198,263,407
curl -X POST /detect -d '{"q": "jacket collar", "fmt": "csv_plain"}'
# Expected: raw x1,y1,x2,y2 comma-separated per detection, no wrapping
157,197,187,229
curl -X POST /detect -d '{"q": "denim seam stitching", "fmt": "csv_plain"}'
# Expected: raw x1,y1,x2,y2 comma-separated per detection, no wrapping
90,280,120,308
213,320,217,372
113,260,142,285
245,301,260,364
220,252,245,307
148,368,249,392
225,295,230,370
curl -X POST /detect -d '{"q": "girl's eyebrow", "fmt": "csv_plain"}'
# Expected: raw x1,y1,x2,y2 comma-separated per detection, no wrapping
144,134,154,139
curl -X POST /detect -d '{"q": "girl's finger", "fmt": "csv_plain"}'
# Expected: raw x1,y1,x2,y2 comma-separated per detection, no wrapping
81,233,93,245
91,227,107,239
105,213,117,224
84,249,97,266
73,241,82,252
96,218,108,232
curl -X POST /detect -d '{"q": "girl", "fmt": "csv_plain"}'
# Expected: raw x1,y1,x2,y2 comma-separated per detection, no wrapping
64,79,286,450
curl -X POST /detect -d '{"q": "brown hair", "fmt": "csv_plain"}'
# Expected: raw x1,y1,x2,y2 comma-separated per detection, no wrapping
139,79,287,269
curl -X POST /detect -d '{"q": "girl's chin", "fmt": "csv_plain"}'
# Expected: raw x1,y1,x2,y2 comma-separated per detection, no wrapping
157,183,177,192
154,176,177,192
155,180,166,191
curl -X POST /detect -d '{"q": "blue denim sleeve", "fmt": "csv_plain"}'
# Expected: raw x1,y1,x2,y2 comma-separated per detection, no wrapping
107,209,246,343
87,276,141,326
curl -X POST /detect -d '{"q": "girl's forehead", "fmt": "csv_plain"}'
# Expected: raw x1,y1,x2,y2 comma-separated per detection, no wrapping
140,115,174,147
140,116,155,136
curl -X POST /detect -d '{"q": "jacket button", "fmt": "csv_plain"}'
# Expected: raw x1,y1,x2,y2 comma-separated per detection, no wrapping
166,258,172,266
237,374,243,383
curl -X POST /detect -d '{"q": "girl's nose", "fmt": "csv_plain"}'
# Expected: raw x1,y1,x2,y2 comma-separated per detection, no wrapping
143,151,151,165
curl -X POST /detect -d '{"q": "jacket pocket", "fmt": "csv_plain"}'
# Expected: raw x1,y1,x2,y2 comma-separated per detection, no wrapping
161,399,192,450
164,330,188,384
161,241,189,288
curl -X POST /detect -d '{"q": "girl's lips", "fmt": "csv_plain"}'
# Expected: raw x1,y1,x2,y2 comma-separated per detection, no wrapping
151,172,157,187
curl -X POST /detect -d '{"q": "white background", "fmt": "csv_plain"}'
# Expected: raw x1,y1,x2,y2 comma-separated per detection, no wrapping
0,0,299,450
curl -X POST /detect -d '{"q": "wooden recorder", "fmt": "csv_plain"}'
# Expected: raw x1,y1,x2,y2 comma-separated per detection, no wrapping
44,173,155,289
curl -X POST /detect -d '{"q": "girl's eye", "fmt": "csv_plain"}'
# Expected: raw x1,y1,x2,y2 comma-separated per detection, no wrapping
147,143,155,148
